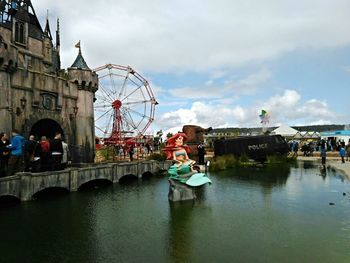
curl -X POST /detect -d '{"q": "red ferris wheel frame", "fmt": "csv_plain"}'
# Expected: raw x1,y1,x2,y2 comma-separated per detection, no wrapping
93,64,157,145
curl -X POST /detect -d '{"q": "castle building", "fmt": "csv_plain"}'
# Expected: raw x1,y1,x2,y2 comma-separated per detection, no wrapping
0,0,98,163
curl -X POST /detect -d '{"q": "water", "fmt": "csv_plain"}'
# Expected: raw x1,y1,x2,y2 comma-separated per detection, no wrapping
1,161,350,263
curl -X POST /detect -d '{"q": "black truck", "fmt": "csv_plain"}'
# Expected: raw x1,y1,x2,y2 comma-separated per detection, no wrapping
214,135,290,161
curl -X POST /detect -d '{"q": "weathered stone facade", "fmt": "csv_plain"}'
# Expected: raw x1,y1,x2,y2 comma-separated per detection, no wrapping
0,1,98,162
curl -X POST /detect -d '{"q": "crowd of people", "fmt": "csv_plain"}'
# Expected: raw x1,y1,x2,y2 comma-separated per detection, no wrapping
112,142,154,162
289,138,350,168
0,130,70,178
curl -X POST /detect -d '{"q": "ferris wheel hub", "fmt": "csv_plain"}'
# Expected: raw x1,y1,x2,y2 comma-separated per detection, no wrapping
112,100,122,109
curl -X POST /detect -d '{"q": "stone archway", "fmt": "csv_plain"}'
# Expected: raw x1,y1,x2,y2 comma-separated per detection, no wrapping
30,118,64,140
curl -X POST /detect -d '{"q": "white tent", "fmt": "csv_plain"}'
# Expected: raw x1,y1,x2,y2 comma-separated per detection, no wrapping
271,125,298,137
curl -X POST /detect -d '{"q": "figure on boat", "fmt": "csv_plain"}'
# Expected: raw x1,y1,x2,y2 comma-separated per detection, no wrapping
163,133,211,201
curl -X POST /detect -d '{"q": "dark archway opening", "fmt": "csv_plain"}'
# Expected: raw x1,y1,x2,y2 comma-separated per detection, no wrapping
32,187,69,200
0,195,20,209
78,179,113,191
119,174,138,184
30,119,64,140
141,171,153,179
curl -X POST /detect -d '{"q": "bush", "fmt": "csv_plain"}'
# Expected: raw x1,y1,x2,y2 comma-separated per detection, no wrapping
239,153,249,163
95,146,114,162
209,155,237,171
225,155,237,169
147,152,167,161
209,157,226,171
266,154,296,165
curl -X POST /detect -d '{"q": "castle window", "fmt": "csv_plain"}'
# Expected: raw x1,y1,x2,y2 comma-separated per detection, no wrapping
15,21,25,44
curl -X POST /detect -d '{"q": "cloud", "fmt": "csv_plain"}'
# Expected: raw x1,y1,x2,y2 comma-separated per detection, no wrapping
168,68,272,99
35,0,350,72
31,1,349,134
155,89,339,131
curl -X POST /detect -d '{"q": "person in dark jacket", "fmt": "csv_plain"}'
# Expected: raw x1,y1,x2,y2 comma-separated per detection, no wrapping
0,132,10,177
24,135,41,172
197,142,206,165
50,132,63,170
129,145,134,162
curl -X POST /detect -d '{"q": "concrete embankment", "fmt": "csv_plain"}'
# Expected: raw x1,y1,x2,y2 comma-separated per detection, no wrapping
298,156,350,180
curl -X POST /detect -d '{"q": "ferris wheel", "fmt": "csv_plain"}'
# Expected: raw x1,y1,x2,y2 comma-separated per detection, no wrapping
93,64,157,144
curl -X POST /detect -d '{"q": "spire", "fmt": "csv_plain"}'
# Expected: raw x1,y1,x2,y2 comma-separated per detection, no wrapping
44,10,52,40
71,41,90,70
56,17,60,51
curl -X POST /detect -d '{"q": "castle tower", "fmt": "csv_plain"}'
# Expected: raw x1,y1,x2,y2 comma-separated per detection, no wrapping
68,43,98,162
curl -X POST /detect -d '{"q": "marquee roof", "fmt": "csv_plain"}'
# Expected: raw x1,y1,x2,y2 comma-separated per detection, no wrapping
272,125,298,137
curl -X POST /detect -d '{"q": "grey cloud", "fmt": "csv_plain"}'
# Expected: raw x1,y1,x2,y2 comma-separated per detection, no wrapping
34,0,350,72
169,68,271,99
155,90,340,131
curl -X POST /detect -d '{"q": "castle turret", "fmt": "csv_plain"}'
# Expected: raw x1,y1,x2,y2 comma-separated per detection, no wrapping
68,43,98,162
43,13,53,64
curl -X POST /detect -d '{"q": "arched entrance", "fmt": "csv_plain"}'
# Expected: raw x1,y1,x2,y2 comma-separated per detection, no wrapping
30,119,64,140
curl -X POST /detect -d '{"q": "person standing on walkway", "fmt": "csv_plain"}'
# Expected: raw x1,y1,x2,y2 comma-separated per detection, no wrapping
197,142,206,165
346,140,350,162
61,140,70,169
145,143,151,155
129,145,134,162
50,132,63,170
339,146,346,163
292,141,299,158
40,136,50,171
0,132,10,177
7,129,25,175
24,135,40,172
138,144,144,159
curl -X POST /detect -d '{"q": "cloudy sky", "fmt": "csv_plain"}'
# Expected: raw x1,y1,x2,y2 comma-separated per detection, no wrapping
34,0,350,134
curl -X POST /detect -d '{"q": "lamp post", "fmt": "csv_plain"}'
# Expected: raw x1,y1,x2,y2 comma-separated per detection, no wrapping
73,106,79,116
70,106,79,120
20,97,27,109
16,96,27,116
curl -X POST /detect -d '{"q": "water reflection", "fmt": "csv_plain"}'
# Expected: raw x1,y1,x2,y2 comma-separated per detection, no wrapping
301,160,317,170
194,184,209,201
1,163,350,262
225,164,291,188
0,192,101,262
168,201,194,262
319,166,327,180
168,200,214,263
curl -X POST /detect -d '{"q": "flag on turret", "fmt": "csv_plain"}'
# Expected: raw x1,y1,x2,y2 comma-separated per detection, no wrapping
75,41,81,48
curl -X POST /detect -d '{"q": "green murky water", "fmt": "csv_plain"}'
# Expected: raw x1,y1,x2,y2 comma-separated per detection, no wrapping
1,161,350,262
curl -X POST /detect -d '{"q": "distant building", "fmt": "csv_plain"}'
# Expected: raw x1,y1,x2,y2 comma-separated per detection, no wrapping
205,124,349,148
320,130,350,143
271,125,298,139
0,1,98,162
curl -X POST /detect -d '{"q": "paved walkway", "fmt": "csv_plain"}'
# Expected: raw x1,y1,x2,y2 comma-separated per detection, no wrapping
298,156,350,180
